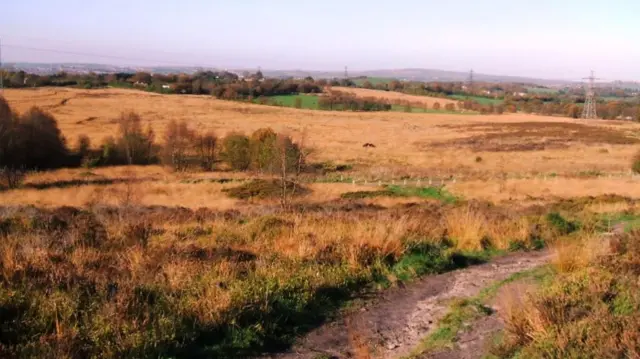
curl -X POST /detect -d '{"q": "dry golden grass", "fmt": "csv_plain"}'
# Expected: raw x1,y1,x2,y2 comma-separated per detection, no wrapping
4,88,640,180
330,86,458,107
551,236,602,273
449,176,640,202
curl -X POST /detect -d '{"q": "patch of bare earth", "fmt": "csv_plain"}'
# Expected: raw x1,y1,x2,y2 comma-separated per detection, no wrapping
270,251,552,359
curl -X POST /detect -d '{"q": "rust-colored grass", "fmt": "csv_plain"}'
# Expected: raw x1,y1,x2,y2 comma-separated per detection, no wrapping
4,88,639,181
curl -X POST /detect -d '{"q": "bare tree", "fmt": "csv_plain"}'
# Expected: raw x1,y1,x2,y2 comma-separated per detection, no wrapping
278,129,309,210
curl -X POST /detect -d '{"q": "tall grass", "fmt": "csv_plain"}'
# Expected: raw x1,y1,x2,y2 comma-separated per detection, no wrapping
0,200,555,357
493,230,640,358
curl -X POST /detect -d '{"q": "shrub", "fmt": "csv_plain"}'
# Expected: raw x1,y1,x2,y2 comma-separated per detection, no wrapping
162,120,218,171
546,212,578,235
0,167,25,189
433,102,441,110
115,111,157,165
250,128,279,173
223,179,308,200
162,119,196,171
222,132,251,170
99,136,123,165
198,132,217,171
633,150,640,174
0,99,70,172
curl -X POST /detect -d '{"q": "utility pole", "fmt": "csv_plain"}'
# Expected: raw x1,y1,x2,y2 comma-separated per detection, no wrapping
344,66,348,80
466,69,474,94
581,70,599,119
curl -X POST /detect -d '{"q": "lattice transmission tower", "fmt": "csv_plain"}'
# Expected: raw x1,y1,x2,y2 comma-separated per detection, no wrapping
581,70,599,119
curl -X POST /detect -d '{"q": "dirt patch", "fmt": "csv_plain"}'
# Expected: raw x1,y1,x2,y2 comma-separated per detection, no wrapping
422,121,639,152
269,250,552,359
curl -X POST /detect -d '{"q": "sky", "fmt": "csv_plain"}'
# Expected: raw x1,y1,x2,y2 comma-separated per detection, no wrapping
1,0,640,81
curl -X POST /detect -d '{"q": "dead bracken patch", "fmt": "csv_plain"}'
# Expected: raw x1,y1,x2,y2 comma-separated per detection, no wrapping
423,121,640,152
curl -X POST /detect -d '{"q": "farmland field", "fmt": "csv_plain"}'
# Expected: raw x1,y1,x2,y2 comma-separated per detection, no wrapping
261,94,319,109
2,87,640,357
450,94,504,105
331,86,458,108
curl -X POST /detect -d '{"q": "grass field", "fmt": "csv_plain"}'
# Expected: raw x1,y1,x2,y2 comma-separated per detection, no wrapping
2,87,640,357
4,87,639,185
261,94,319,109
450,94,504,105
331,86,458,108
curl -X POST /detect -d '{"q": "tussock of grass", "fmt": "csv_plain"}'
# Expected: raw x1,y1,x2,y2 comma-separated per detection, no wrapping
492,231,640,358
223,179,309,200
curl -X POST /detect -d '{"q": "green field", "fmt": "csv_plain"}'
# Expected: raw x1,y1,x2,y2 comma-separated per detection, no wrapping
259,94,319,109
449,94,503,105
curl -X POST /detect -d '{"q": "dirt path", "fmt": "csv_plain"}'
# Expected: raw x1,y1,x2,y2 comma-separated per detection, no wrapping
271,250,552,359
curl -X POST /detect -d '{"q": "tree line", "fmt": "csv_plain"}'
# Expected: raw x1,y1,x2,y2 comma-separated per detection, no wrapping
0,97,305,189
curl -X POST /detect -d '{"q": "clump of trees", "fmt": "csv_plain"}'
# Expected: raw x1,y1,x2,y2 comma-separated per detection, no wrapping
161,120,217,171
318,92,392,111
220,128,305,174
1,94,309,189
0,97,70,188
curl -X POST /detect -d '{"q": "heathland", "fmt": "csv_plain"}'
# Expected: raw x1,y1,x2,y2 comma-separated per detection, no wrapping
1,86,640,358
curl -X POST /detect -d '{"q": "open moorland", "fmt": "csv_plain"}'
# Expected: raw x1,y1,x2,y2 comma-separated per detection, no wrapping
1,87,640,358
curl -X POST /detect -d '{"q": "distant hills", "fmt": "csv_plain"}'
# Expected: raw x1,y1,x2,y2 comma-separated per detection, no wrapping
262,68,578,86
6,62,639,88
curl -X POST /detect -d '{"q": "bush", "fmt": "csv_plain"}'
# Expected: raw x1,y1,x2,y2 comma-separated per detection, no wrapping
250,128,279,173
198,132,217,171
115,111,157,165
222,132,251,170
223,179,308,200
0,167,25,189
162,119,197,171
0,98,70,172
633,150,640,174
98,136,123,165
162,120,218,171
546,212,578,235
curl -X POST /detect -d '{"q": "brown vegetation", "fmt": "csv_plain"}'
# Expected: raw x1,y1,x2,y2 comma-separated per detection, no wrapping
430,121,640,152
493,231,640,358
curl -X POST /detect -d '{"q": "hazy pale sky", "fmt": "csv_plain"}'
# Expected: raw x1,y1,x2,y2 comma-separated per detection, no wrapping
2,0,639,80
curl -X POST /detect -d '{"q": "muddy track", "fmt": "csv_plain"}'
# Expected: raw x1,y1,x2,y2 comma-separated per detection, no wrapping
270,250,552,359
